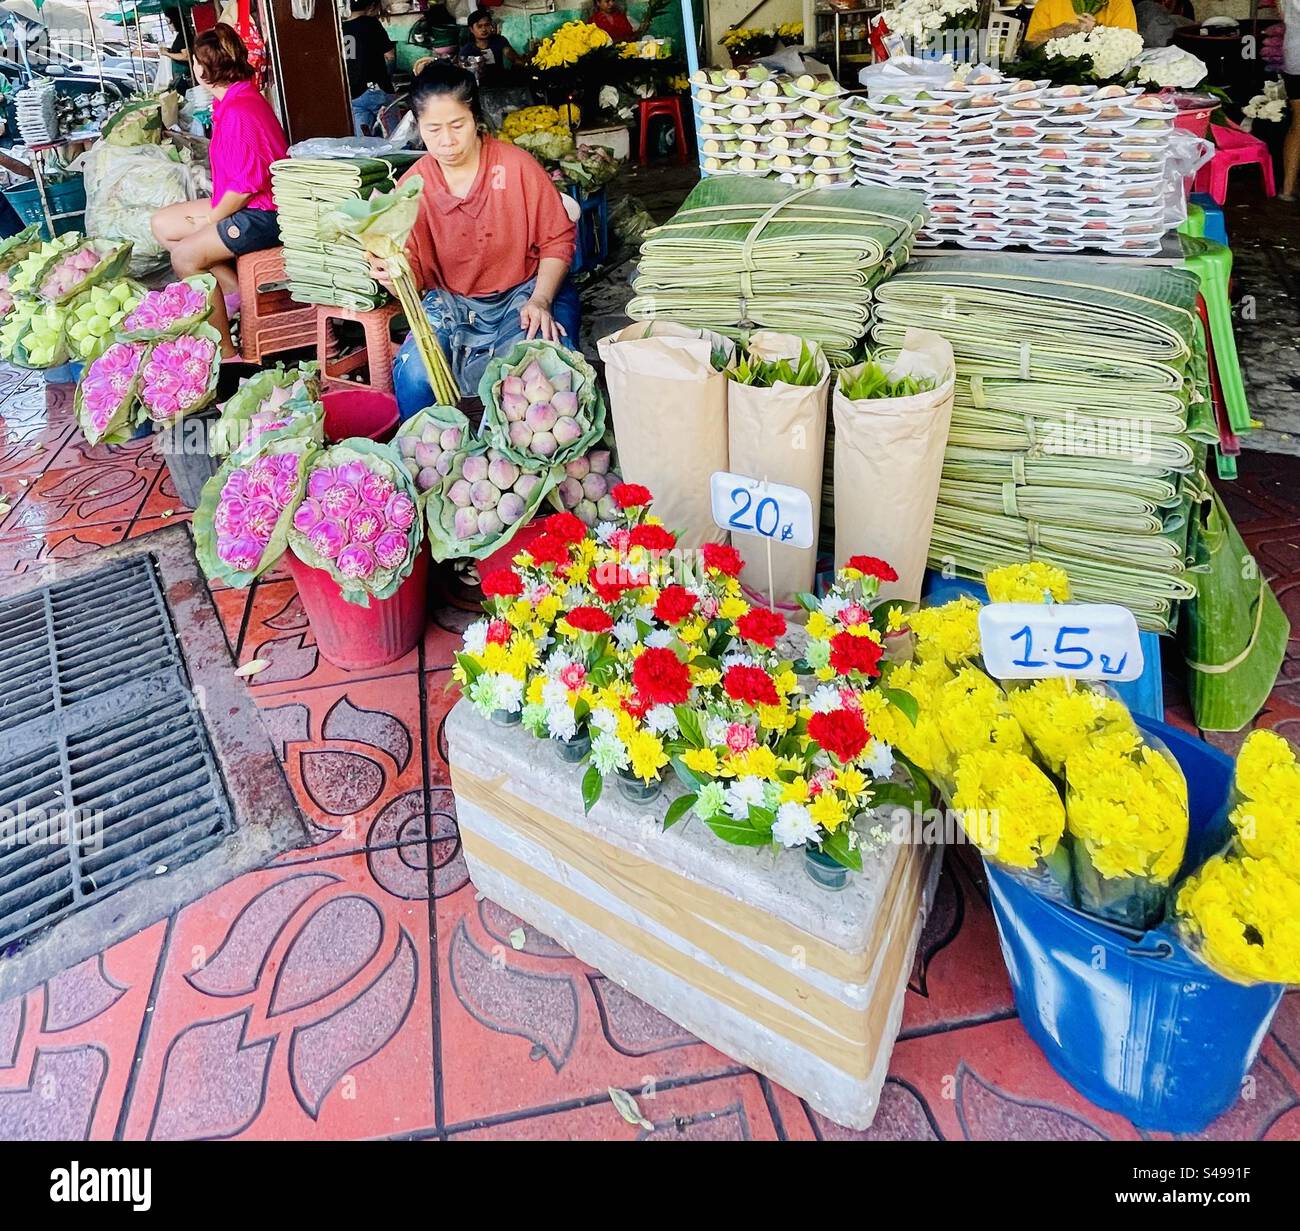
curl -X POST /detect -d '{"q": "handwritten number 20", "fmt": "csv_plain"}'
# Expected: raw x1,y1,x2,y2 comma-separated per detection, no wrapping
729,488,779,538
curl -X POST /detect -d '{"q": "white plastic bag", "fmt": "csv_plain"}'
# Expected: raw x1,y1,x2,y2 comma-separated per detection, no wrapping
1163,128,1215,227
858,55,955,98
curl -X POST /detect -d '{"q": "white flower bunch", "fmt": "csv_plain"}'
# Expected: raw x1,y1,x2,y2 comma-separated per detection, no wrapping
1044,26,1144,80
1244,81,1286,124
880,0,978,43
1131,48,1208,89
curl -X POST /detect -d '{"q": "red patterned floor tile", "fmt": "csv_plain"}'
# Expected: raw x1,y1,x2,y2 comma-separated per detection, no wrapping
0,923,167,1141
0,523,127,590
119,850,437,1140
45,430,161,473
434,880,737,1128
2,455,155,535
764,1075,942,1140
447,1073,779,1140
0,415,75,479
137,464,189,521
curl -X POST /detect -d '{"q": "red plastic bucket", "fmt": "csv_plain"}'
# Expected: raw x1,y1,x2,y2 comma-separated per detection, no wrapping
322,389,399,444
287,548,428,669
477,517,549,578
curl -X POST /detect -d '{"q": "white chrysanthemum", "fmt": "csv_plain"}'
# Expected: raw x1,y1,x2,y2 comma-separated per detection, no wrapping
599,85,619,110
563,585,587,607
721,649,757,669
724,776,767,819
705,715,730,748
820,592,848,619
612,619,639,648
463,619,489,655
773,802,819,848
861,740,895,781
591,706,619,735
809,685,842,714
541,680,569,711
646,705,679,736
544,650,574,678
595,520,619,543
646,629,673,649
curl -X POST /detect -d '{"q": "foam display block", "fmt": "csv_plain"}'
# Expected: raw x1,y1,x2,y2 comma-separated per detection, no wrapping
447,700,939,1130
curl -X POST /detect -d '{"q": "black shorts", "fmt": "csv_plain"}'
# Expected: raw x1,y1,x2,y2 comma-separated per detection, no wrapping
216,207,281,257
1285,73,1300,102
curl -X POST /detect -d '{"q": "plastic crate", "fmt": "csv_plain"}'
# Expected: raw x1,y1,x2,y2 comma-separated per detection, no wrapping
3,176,86,240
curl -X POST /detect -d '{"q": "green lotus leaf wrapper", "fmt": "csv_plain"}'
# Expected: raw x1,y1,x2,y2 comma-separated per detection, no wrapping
137,321,224,429
425,442,557,563
391,403,471,510
479,339,607,469
118,273,219,342
0,224,45,274
210,360,323,457
2,308,72,370
37,238,135,305
285,438,425,607
9,233,82,295
74,339,151,446
193,418,319,590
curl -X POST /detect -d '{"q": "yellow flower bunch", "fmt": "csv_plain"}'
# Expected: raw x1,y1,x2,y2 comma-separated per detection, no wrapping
532,20,612,69
1230,730,1300,875
1008,677,1137,776
668,73,690,91
985,561,1072,605
499,105,565,140
1176,854,1300,985
909,595,982,666
1066,742,1188,883
935,667,1027,766
952,749,1065,869
862,657,952,776
720,26,765,49
777,21,804,41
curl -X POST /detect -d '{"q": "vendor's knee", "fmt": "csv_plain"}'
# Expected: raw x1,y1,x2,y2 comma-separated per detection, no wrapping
172,246,202,276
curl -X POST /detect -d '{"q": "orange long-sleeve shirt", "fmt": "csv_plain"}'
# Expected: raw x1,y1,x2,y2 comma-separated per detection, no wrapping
398,136,576,299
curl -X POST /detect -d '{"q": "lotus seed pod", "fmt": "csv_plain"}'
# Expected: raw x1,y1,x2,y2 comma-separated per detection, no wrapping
435,451,456,476
508,420,533,449
551,389,578,416
525,401,557,433
470,479,500,511
582,473,609,502
574,499,599,527
497,493,525,523
501,391,528,421
564,455,590,481
513,473,541,500
588,449,612,475
454,506,480,539
557,477,583,508
552,416,582,446
448,478,473,507
477,509,504,536
596,494,620,521
502,374,525,398
417,467,440,491
487,457,519,489
530,430,558,458
461,453,489,483
439,426,463,451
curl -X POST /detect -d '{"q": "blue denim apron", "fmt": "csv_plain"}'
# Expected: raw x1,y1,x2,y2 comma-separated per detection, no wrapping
393,274,582,418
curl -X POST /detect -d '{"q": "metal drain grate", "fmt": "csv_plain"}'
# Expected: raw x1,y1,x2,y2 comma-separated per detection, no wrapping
0,557,233,951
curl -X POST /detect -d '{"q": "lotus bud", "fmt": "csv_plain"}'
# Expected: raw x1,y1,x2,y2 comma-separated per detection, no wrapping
477,509,503,536
552,416,582,446
487,457,519,489
454,507,480,539
523,375,555,405
497,493,526,523
597,494,620,521
501,391,528,421
398,435,420,459
439,426,463,451
415,442,440,468
525,401,557,433
487,448,502,462
461,454,489,483
417,467,439,491
435,451,456,476
588,449,612,475
502,374,525,398
406,460,420,480
448,478,473,507
422,423,442,445
557,477,583,508
606,471,622,488
582,473,608,502
552,370,572,393
574,499,599,527
564,456,590,481
530,431,558,458
508,421,533,449
513,473,541,500
520,360,545,386
470,479,500,511
551,390,578,416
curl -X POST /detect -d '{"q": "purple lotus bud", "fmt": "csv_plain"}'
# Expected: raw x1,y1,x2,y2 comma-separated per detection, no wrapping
508,421,533,449
502,374,525,398
525,402,557,433
552,416,582,446
597,494,619,521
337,460,369,490
361,471,393,507
588,449,611,475
461,454,489,483
214,495,247,537
530,431,557,459
218,534,263,572
386,492,416,529
337,544,377,580
435,451,456,476
374,530,409,570
417,467,440,491
556,477,583,508
497,492,525,523
454,507,480,539
565,456,590,481
447,478,473,508
575,499,599,527
487,457,519,489
552,369,573,393
309,519,346,560
582,473,608,502
349,507,383,544
513,473,541,500
440,426,463,451
470,479,499,511
292,498,323,534
551,390,578,416
320,481,360,521
398,435,420,458
501,392,528,421
477,509,504,536
415,442,439,469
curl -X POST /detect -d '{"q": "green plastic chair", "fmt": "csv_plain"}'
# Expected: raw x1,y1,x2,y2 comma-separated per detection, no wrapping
1178,203,1206,241
1179,235,1252,437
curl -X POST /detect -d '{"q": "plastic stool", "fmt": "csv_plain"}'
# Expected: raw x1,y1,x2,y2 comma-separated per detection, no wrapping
236,246,318,364
1190,192,1228,245
638,96,688,165
1178,237,1251,437
565,185,609,271
920,570,1166,723
316,301,403,394
1194,123,1276,205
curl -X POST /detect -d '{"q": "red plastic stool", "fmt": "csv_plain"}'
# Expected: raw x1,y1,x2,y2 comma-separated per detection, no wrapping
316,301,403,394
638,96,688,165
1194,123,1276,205
236,247,318,363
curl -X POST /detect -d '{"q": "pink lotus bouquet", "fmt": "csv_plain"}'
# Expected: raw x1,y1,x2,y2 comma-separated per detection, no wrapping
121,274,216,340
36,239,132,304
287,440,424,605
138,324,221,427
74,340,147,445
211,362,322,457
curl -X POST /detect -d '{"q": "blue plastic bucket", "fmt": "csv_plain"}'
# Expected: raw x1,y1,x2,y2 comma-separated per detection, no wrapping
3,177,86,241
985,715,1285,1133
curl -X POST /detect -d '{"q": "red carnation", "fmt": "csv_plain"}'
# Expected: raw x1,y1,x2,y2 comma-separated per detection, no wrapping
590,572,637,605
830,631,884,678
629,523,677,554
632,647,691,707
735,607,786,648
485,619,512,645
481,568,523,599
845,555,899,583
808,708,870,764
611,483,653,510
701,542,744,577
544,512,588,544
566,606,613,634
654,585,698,625
723,664,780,707
527,535,571,567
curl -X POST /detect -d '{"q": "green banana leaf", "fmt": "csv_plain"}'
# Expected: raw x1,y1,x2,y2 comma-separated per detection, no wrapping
318,178,422,260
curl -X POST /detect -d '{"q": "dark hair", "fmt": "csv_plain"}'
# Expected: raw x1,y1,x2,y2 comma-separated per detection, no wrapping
467,8,495,26
193,23,255,86
409,60,482,123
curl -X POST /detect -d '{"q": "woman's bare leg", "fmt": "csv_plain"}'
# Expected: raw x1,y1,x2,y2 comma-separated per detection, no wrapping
151,199,212,251
173,224,242,357
1282,100,1300,199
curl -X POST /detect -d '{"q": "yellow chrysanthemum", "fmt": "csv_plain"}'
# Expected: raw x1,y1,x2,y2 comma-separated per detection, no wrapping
1008,678,1137,776
725,746,779,781
690,666,721,688
505,598,534,628
953,749,1065,869
886,606,908,633
627,730,668,783
835,766,868,803
682,747,720,777
720,596,750,621
758,703,796,733
985,561,1072,605
809,791,849,833
781,777,811,805
805,611,832,641
909,596,982,666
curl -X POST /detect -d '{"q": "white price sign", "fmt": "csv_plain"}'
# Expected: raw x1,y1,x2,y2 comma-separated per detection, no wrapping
710,472,814,550
978,603,1144,682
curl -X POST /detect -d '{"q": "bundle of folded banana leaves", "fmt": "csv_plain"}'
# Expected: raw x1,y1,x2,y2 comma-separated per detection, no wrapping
270,154,422,312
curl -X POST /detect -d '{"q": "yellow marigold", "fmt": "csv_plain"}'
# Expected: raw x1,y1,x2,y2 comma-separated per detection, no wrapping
628,730,669,783
909,596,982,666
809,791,849,832
953,749,1064,869
720,596,750,621
985,561,1072,605
683,747,720,777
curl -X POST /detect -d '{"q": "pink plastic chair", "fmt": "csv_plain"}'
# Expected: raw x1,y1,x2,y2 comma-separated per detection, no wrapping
1194,123,1277,204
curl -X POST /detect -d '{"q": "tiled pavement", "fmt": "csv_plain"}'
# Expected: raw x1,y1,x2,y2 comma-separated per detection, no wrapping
0,361,1297,1140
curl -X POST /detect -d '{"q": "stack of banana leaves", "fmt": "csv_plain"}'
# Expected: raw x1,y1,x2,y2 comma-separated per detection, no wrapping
870,254,1285,730
270,155,422,312
627,177,926,364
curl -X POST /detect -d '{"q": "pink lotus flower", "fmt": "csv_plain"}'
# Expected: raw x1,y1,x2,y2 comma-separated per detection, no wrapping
320,481,360,521
373,530,409,570
361,471,394,508
336,460,369,490
243,498,280,545
306,469,334,500
293,498,323,534
216,534,263,572
386,492,415,531
224,469,250,499
348,507,382,544
141,335,216,423
308,520,346,560
214,495,247,537
123,279,208,333
337,543,377,580
81,342,144,420
269,468,297,509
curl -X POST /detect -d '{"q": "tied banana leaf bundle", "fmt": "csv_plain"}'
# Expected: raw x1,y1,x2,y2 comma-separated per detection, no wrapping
320,178,460,408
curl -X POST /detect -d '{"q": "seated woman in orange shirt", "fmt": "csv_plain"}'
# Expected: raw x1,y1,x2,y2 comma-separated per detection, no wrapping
371,62,579,417
1023,0,1138,47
